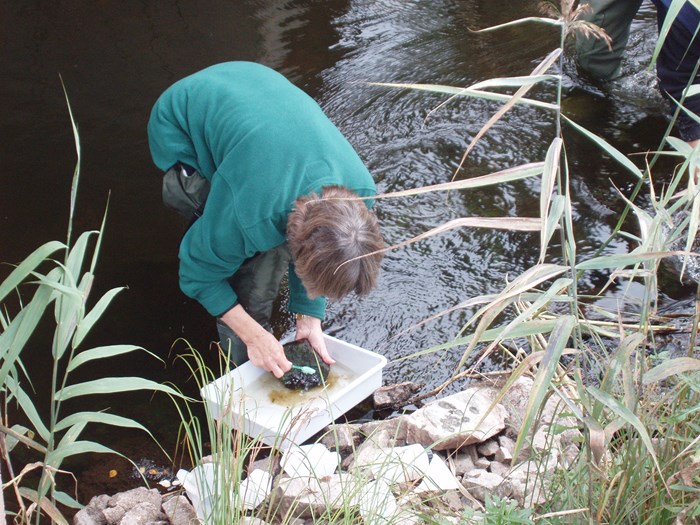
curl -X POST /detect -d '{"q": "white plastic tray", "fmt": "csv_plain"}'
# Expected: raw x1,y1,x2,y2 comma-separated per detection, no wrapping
201,334,387,450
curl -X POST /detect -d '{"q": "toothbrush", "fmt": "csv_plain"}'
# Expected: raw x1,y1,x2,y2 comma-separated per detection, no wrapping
291,365,317,375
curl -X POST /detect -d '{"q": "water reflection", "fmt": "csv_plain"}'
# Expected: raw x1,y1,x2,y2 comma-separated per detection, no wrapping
1,0,688,422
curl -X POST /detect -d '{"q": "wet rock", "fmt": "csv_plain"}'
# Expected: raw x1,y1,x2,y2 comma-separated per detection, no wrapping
271,474,361,519
404,387,508,450
320,423,361,452
462,470,511,502
373,382,423,409
73,506,107,525
477,439,499,457
448,448,476,476
162,495,197,525
360,415,409,445
280,339,330,390
119,501,166,525
102,487,162,524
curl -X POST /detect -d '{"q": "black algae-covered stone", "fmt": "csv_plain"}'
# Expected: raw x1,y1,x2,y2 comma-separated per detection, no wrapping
280,339,331,390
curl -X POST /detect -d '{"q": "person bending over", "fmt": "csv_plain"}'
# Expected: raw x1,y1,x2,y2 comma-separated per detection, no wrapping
147,62,384,378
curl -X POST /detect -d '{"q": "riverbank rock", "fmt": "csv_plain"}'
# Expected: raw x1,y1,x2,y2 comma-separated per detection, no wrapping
78,376,579,524
405,386,508,450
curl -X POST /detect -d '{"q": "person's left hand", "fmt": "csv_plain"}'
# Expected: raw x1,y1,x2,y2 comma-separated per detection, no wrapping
295,314,335,365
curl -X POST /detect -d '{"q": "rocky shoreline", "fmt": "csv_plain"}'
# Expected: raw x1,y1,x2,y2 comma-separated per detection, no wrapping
74,376,579,525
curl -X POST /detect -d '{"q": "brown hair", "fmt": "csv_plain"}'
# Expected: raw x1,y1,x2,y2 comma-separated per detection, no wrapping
287,186,384,300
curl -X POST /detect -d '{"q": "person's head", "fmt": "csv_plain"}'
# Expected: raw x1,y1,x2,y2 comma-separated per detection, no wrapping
287,186,384,300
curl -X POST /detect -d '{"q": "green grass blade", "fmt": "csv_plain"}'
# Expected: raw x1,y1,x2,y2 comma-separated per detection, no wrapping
18,487,69,525
576,251,670,271
54,411,152,435
587,386,667,491
369,82,558,111
471,16,562,33
642,357,700,384
45,440,117,468
0,283,55,385
562,114,643,179
372,162,545,201
4,376,50,443
72,287,125,348
540,138,563,261
512,315,575,460
61,75,81,248
0,241,65,303
541,195,566,262
67,344,157,373
65,230,96,284
54,490,82,510
398,319,560,361
56,377,183,401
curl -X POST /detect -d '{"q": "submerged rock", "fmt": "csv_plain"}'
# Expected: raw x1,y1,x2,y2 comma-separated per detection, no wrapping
280,339,330,390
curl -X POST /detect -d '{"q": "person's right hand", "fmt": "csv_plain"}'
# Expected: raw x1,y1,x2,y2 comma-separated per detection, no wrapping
220,304,292,378
245,329,292,378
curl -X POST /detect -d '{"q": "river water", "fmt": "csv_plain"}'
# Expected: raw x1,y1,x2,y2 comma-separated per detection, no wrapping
0,0,691,504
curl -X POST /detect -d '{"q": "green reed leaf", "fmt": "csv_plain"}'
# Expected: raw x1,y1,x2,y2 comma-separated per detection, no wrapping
67,344,157,373
56,377,182,401
643,357,700,384
587,386,667,492
562,114,643,179
0,241,65,303
54,411,152,434
18,487,69,525
72,287,125,348
3,376,50,442
513,315,575,460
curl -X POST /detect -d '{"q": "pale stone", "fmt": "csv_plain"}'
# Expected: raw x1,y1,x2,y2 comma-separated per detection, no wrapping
476,440,499,457
494,445,513,463
248,455,280,476
119,502,166,525
508,461,546,507
240,518,271,525
448,450,475,477
72,506,106,525
240,469,273,510
281,443,339,478
414,454,461,493
162,495,197,525
102,488,162,524
320,423,361,451
354,479,398,525
360,416,409,446
373,382,423,409
462,470,510,502
272,474,363,519
474,457,490,470
349,443,430,485
489,461,511,478
499,377,580,448
404,387,508,450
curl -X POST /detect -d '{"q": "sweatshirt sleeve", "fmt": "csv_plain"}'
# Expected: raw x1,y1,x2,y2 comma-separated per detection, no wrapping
178,178,247,317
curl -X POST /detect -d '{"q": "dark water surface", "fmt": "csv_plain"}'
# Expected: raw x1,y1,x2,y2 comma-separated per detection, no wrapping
0,0,690,504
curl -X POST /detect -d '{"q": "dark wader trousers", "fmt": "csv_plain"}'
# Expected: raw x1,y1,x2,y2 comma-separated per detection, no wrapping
216,243,291,365
575,0,644,81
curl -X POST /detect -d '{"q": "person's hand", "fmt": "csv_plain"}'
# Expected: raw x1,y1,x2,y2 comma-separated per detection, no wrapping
246,329,292,378
295,314,335,365
220,304,291,378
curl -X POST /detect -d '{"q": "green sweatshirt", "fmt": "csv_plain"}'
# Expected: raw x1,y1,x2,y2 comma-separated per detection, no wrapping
148,62,376,319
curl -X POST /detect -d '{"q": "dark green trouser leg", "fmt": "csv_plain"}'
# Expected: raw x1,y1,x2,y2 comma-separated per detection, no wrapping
576,0,643,80
216,243,291,366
